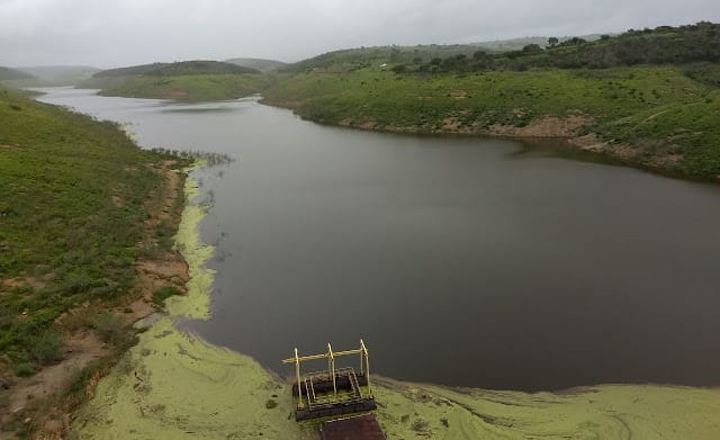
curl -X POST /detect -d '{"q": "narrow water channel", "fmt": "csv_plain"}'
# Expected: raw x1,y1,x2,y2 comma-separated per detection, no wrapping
39,88,720,391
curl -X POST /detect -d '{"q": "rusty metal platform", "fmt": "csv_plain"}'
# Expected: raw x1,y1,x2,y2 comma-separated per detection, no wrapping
319,414,386,440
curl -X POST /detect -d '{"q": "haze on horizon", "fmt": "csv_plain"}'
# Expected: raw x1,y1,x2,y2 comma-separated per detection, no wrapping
1,0,719,68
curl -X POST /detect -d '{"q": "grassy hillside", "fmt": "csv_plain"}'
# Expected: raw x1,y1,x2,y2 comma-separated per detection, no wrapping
0,66,34,81
0,86,190,370
94,73,271,100
225,57,288,72
263,64,720,179
79,61,269,101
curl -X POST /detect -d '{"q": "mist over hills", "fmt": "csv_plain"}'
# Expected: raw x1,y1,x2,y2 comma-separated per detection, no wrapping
224,57,288,72
0,66,34,81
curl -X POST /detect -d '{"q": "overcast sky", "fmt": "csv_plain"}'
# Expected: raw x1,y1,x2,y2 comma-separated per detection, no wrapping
1,0,719,68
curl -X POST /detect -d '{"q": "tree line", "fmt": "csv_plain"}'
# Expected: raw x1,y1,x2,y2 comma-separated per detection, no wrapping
397,22,720,73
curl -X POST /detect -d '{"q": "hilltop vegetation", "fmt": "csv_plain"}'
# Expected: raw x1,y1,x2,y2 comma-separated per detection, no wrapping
283,44,499,72
472,34,606,52
403,22,720,72
79,60,268,101
280,35,610,73
263,23,720,179
225,57,288,72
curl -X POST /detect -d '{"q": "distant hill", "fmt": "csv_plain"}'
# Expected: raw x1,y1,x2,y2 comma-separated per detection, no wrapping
284,44,500,72
0,66,35,81
16,65,100,85
224,57,288,72
94,60,259,78
78,60,267,101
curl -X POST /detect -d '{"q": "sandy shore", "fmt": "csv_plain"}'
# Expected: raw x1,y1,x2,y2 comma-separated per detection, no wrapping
70,170,720,439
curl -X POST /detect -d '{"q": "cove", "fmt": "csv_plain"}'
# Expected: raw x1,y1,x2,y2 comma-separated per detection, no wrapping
39,88,720,391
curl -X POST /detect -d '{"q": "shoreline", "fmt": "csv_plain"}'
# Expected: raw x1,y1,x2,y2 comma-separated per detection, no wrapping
260,98,720,184
70,168,310,439
69,168,720,439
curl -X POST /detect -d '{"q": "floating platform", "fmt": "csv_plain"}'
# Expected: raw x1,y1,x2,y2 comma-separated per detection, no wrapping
282,340,377,421
294,367,377,421
319,414,387,440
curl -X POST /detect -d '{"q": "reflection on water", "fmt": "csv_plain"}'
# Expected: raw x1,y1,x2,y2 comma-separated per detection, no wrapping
39,88,720,391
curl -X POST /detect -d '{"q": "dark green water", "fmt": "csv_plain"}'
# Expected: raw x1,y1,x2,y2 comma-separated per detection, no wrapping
40,88,720,391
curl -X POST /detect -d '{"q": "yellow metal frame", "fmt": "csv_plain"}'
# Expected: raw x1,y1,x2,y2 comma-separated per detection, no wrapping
282,339,372,409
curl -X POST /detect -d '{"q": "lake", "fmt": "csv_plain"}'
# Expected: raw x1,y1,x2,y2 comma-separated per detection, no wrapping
39,88,720,391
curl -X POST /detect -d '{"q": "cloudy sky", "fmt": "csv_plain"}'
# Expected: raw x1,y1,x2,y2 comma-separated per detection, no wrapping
1,0,719,68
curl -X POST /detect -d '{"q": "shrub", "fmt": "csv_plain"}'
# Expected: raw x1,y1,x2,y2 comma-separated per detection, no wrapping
94,313,127,344
14,362,36,377
30,332,64,365
152,286,182,305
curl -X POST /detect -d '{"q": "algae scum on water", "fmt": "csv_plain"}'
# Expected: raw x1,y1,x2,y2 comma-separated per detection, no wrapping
71,169,720,440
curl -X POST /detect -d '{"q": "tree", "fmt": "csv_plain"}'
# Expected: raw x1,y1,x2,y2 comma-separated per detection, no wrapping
548,37,559,47
473,50,488,59
523,43,542,53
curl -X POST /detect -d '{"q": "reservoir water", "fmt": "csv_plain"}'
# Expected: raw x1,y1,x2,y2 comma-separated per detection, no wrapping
39,88,720,391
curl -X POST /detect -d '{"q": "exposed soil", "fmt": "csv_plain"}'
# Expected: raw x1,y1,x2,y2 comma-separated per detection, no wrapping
164,89,188,100
569,133,684,169
488,113,591,137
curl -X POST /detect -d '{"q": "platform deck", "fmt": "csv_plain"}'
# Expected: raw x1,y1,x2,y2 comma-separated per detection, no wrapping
319,414,386,440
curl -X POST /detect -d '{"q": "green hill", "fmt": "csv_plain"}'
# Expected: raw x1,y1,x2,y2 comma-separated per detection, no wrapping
263,64,720,179
79,61,268,101
224,57,288,72
0,66,34,81
0,86,190,364
93,60,259,78
95,73,272,101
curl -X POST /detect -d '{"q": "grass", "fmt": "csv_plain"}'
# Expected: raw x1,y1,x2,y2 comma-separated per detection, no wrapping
0,87,190,365
263,65,720,178
84,73,272,101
